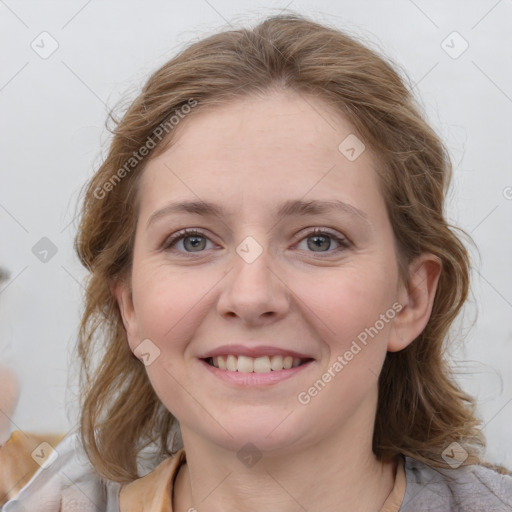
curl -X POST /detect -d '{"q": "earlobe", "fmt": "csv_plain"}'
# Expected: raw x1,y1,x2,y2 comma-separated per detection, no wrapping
387,253,442,352
111,279,138,351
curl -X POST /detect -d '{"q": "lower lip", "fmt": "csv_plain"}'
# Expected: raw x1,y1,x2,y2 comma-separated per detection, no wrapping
200,359,313,386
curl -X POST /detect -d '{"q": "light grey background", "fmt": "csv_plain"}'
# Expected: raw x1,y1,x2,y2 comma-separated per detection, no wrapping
0,0,511,466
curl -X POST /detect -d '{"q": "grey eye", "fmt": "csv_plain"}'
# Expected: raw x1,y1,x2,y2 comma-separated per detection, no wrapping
182,235,207,252
306,234,333,252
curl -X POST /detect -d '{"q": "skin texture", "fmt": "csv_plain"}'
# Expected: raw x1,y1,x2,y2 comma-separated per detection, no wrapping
116,90,441,512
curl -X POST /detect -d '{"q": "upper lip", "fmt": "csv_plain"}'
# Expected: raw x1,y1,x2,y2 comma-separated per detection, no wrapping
200,344,314,360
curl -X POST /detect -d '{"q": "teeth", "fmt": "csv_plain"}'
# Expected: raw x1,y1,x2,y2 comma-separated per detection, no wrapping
237,355,254,373
226,355,237,372
270,355,283,371
254,356,271,373
210,355,306,373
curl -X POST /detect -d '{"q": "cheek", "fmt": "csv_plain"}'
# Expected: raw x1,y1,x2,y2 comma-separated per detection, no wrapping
295,270,396,419
129,266,200,415
303,262,398,340
129,261,223,370
131,262,199,335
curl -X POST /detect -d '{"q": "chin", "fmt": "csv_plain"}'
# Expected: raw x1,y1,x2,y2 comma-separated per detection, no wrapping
205,417,305,455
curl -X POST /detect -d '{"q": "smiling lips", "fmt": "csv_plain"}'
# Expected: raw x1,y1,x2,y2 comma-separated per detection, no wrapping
201,345,313,374
207,354,306,373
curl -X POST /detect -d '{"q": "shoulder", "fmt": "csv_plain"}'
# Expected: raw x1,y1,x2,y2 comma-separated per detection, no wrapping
119,449,186,512
401,455,512,512
0,430,122,512
0,430,65,505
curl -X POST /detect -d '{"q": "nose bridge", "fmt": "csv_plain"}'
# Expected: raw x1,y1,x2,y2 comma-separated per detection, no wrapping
217,234,289,322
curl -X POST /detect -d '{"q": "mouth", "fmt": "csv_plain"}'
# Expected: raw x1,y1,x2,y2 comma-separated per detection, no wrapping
202,355,314,373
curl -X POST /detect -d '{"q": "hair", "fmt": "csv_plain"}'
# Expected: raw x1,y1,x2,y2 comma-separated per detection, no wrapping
74,12,486,482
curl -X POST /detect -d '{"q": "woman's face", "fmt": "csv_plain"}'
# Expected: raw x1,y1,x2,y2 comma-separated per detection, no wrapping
117,90,418,454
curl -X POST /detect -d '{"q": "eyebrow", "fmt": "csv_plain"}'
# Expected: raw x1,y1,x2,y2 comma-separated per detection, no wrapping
146,198,372,229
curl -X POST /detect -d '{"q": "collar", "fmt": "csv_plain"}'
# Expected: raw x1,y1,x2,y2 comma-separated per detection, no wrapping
119,450,406,512
119,448,186,512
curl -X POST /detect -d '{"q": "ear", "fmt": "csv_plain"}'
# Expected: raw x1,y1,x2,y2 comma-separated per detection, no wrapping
387,253,442,352
111,279,139,351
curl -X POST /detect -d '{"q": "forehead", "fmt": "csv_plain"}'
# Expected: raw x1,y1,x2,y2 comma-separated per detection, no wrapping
138,91,384,219
156,90,365,162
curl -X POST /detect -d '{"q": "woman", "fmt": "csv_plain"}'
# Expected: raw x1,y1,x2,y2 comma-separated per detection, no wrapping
2,12,511,512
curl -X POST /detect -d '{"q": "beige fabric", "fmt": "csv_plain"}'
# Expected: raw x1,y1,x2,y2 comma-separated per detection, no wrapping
0,366,19,446
119,450,186,512
0,430,65,506
381,457,406,512
119,449,406,512
1,430,406,511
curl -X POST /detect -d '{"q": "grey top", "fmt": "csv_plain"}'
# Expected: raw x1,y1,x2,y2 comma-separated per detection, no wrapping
2,433,511,511
401,455,512,511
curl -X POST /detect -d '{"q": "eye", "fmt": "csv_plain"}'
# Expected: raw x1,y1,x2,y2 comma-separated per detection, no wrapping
162,227,350,256
295,228,350,255
162,228,214,253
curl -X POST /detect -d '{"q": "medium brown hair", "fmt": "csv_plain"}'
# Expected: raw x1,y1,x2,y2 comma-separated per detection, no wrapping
74,12,485,482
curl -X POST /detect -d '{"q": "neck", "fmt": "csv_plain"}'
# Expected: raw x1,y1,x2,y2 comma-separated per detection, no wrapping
174,419,397,512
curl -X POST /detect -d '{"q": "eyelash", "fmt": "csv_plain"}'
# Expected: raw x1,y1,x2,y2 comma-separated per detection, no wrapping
162,227,350,256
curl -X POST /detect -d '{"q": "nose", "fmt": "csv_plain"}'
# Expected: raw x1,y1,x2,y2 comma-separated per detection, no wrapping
216,244,290,326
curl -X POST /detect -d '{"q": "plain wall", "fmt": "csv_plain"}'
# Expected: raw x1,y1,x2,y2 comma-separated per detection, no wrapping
0,0,511,467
